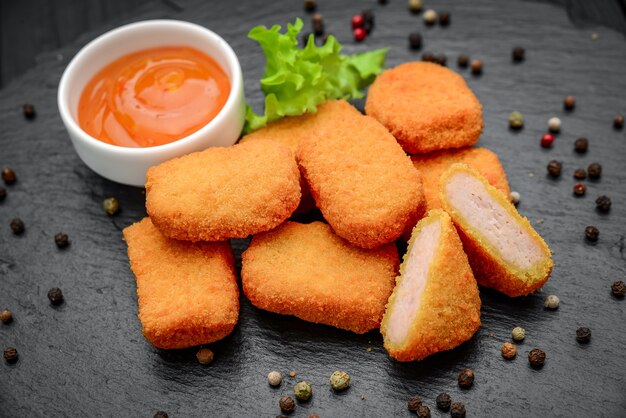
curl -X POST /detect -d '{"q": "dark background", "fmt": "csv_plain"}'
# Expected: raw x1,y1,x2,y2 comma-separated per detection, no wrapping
1,0,625,417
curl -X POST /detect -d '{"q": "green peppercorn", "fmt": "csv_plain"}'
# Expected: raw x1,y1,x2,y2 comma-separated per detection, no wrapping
436,392,451,411
528,348,546,367
2,167,16,185
595,195,611,213
103,197,120,216
450,401,466,418
457,368,474,388
576,327,591,344
611,281,626,298
512,326,525,341
279,396,296,413
329,370,350,391
294,381,312,401
508,111,524,129
585,226,599,242
1,308,13,324
407,395,422,411
4,346,18,363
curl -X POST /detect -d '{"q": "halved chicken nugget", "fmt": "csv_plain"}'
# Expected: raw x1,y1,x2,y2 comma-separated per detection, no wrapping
365,62,483,154
123,218,239,349
296,100,425,249
440,164,553,297
381,209,481,362
146,140,301,241
241,221,399,334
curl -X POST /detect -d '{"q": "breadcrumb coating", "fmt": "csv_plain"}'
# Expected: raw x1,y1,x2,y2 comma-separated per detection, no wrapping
123,218,239,349
242,221,399,334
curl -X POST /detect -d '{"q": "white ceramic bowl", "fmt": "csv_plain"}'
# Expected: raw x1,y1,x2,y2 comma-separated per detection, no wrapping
58,20,245,186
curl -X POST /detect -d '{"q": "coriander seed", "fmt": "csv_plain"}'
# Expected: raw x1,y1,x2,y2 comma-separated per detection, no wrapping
595,195,611,213
409,32,422,50
508,111,524,129
438,11,450,26
409,0,423,14
0,187,6,201
512,326,525,341
294,381,312,401
55,232,70,249
23,104,36,119
614,115,624,129
457,368,474,388
512,46,525,62
573,183,586,197
268,370,282,386
196,348,214,365
574,137,588,153
423,9,437,25
103,197,120,216
587,163,602,179
2,167,16,185
470,59,482,75
547,160,562,177
416,404,431,418
153,412,168,418
279,396,296,413
548,117,561,133
4,347,18,363
574,169,587,180
48,287,64,305
528,348,546,367
457,54,469,68
501,342,516,359
10,218,24,235
450,402,466,418
564,95,576,110
585,226,599,242
304,0,316,12
329,370,350,391
1,308,13,324
510,191,521,205
436,393,451,411
544,295,560,310
611,281,626,298
576,327,591,343
407,395,422,411
312,13,324,36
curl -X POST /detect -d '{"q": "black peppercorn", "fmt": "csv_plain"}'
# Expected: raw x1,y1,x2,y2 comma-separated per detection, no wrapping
574,137,588,153
436,393,451,411
595,195,611,213
573,169,587,180
585,226,599,242
611,280,626,298
0,187,6,202
1,308,13,324
312,13,324,36
457,368,474,388
573,183,586,197
23,103,36,119
470,59,482,75
564,95,576,111
438,11,450,26
279,395,296,413
48,287,64,305
153,412,168,418
614,115,624,129
587,163,602,180
2,167,16,185
422,51,435,62
54,232,70,249
362,10,375,34
528,348,546,367
407,395,422,411
435,54,447,66
450,402,466,418
378,0,388,4
409,32,422,50
304,0,316,12
547,160,562,178
10,218,25,235
416,404,431,418
4,347,18,363
457,54,469,68
576,327,591,344
512,46,525,62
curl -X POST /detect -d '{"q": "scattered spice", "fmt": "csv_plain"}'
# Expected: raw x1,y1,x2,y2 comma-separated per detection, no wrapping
591,33,599,41
354,27,366,42
407,395,422,412
23,104,36,119
435,54,447,67
574,137,588,153
501,342,517,359
436,393,451,411
423,9,437,25
585,226,599,242
416,404,431,418
409,0,423,14
457,54,469,68
10,218,25,235
294,381,312,401
362,10,375,34
512,326,525,342
508,111,524,129
366,347,372,352
512,46,525,62
574,169,587,180
573,183,586,197
510,191,521,205
312,13,324,36
279,396,296,413
544,295,560,310
450,402,466,418
0,186,6,201
360,394,365,400
595,195,611,213
422,51,435,62
329,370,350,391
304,0,316,12
268,370,282,386
438,11,450,26
196,348,214,365
528,348,546,367
153,412,168,418
548,117,561,133
457,368,475,389
563,95,576,110
408,32,422,50
103,197,120,216
540,133,554,148
470,59,482,75
547,160,562,177
614,115,624,129
378,0,388,4
587,163,602,180
1,308,13,324
55,232,70,249
2,167,17,185
47,287,64,305
289,371,296,377
352,14,364,30
309,415,320,418
576,327,591,343
611,281,626,298
4,347,18,363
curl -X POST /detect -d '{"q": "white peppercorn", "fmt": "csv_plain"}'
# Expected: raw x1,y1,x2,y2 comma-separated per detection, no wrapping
268,370,282,386
423,9,437,25
544,295,560,310
512,326,526,342
548,117,561,133
510,191,521,205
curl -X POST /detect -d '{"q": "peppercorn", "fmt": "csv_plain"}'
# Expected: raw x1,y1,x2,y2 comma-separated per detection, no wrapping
0,186,6,202
576,327,591,344
611,281,626,298
595,195,611,213
4,347,18,363
330,370,350,391
564,95,576,110
450,402,466,418
289,371,296,377
457,54,469,68
304,0,316,12
361,10,374,34
512,46,525,62
548,117,561,133
544,295,560,310
574,137,588,153
103,197,120,216
573,183,586,197
279,396,296,413
585,226,599,242
470,59,482,75
409,32,422,50
407,395,422,411
268,370,282,386
1,308,13,324
10,218,25,235
438,11,450,26
294,381,312,401
547,160,562,178
309,415,320,418
196,347,214,365
587,163,602,179
416,404,431,418
378,0,388,4
457,368,474,389
352,15,364,29
540,133,554,148
436,393,451,411
2,167,17,185
512,326,525,342
510,191,521,205
153,412,168,418
435,54,447,67
48,287,64,305
614,115,624,129
528,348,546,367
353,28,366,42
54,232,70,249
409,0,423,14
501,342,516,359
508,111,524,129
573,169,586,180
23,104,36,119
312,13,324,36
423,9,437,25
422,51,435,62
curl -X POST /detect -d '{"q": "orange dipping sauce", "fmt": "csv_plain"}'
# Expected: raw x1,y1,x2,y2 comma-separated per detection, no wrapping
78,46,230,148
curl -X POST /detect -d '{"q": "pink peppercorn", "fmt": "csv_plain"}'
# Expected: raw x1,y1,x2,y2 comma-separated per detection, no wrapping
541,133,554,148
354,27,366,42
352,15,364,29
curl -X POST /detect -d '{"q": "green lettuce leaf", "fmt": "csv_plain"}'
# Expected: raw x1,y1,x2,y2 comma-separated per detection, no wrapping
243,18,387,133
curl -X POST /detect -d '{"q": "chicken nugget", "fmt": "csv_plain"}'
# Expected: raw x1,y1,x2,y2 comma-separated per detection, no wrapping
241,221,399,334
440,164,553,297
381,209,481,362
296,100,425,249
123,217,239,349
146,140,301,241
365,62,483,154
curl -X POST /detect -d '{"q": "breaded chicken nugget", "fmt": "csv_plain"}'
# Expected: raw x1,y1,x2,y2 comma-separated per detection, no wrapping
296,100,425,249
123,218,239,349
440,164,553,297
381,209,481,362
146,140,301,242
242,221,399,334
365,62,483,154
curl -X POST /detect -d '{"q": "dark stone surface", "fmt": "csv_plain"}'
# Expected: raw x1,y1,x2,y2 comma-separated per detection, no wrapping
1,0,625,416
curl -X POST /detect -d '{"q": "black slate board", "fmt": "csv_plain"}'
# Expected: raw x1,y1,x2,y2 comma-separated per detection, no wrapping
1,0,625,417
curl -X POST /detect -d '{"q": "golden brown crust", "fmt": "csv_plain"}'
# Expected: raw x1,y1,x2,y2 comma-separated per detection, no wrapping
123,218,239,349
146,140,301,241
440,164,553,297
241,221,399,334
381,209,481,361
296,100,426,249
365,62,483,154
